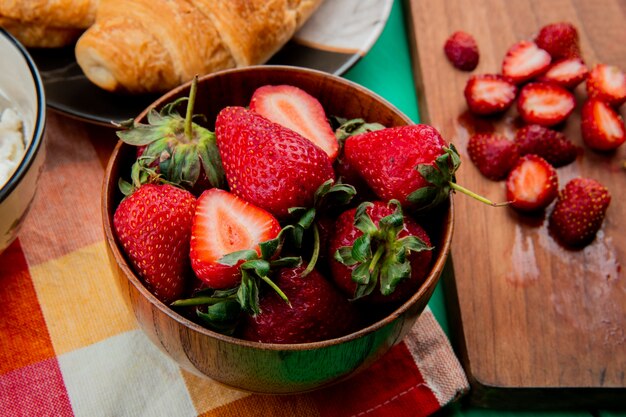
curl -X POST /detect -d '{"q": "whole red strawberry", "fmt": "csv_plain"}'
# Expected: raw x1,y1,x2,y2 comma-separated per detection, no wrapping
549,178,611,247
328,201,433,304
241,265,358,343
114,183,196,303
467,133,520,180
534,22,581,60
215,106,334,219
514,124,579,167
444,31,479,71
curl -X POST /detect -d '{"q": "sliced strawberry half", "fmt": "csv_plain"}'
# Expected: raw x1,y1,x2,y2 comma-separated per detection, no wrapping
506,155,559,212
464,74,517,115
586,64,626,108
534,22,581,60
538,57,589,89
502,41,551,84
250,84,339,161
581,98,626,151
517,82,576,126
467,133,520,180
190,188,281,289
514,124,579,167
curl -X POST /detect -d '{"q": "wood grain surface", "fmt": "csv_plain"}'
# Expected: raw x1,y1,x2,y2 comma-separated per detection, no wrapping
405,0,626,408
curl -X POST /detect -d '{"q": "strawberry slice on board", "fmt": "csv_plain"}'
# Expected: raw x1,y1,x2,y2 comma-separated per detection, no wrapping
189,188,281,290
581,98,626,151
444,30,480,71
514,124,579,167
537,57,589,90
549,177,611,247
501,41,551,85
506,155,559,212
586,64,626,108
534,22,581,60
517,82,576,126
464,74,517,115
467,133,520,181
250,84,339,161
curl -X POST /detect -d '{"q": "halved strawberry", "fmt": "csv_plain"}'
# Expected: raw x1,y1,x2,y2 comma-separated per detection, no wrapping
586,64,626,108
464,74,517,115
190,188,281,289
444,31,479,71
501,41,551,85
467,133,520,180
581,98,626,151
517,82,576,126
506,155,558,212
549,178,611,247
514,124,579,167
534,22,581,60
537,57,588,89
250,85,339,161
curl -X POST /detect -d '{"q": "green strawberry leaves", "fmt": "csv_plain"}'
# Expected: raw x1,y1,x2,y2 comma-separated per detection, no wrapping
334,200,434,300
332,117,386,143
115,76,226,191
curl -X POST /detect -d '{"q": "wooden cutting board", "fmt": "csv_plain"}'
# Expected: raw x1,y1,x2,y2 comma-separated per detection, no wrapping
405,0,626,408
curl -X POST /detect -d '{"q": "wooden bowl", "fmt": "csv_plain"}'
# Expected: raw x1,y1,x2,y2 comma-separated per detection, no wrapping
102,66,454,394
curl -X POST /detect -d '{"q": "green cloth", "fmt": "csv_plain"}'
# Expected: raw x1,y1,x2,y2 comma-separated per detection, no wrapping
343,1,624,416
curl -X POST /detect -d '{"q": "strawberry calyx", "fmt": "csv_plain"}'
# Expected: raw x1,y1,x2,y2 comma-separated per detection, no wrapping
332,117,386,143
334,200,433,300
115,76,226,191
117,155,180,197
407,144,507,211
170,287,241,335
288,179,356,275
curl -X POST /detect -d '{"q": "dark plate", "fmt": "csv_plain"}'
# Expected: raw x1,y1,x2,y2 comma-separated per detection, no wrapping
29,0,393,126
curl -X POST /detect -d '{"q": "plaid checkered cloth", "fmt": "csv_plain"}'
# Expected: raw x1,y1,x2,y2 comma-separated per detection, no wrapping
0,112,469,417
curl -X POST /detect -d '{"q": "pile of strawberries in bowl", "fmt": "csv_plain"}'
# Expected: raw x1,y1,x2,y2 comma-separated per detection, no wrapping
445,22,625,247
102,66,455,393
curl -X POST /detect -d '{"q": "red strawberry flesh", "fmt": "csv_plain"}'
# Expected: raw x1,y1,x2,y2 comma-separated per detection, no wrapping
581,98,626,151
502,41,551,84
464,74,517,115
538,58,589,90
190,188,281,289
517,82,576,126
586,64,626,108
250,85,339,160
549,178,611,247
506,155,558,212
444,31,479,71
467,133,519,180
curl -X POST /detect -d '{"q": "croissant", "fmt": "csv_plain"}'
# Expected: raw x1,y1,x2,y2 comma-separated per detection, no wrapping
0,16,83,48
75,0,323,94
0,0,98,29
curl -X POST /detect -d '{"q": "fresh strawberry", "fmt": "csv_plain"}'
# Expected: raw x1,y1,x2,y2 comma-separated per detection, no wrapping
534,22,581,60
580,98,626,151
517,82,576,126
464,74,517,115
241,265,358,343
506,155,558,212
537,57,589,89
501,41,551,84
514,124,579,167
344,124,503,210
467,133,520,180
114,183,196,304
116,77,225,195
215,106,334,219
549,178,611,247
586,64,626,108
189,188,281,289
329,201,433,304
250,85,339,160
444,31,479,71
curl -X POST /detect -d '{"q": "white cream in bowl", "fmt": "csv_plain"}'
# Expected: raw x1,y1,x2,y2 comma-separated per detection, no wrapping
0,108,26,188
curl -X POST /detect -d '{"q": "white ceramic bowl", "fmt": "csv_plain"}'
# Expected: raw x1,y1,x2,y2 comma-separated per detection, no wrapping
0,29,46,253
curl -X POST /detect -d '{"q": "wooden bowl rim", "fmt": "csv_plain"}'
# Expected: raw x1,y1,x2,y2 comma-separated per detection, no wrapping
102,65,454,352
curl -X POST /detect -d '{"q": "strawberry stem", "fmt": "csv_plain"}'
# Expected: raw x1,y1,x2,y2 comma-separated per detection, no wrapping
260,275,291,307
184,75,198,141
369,244,385,274
170,295,231,307
301,224,320,277
448,181,509,207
